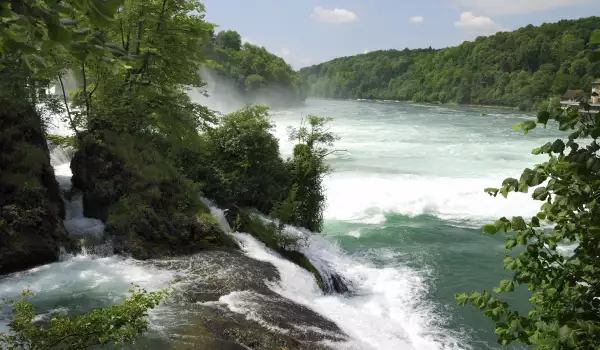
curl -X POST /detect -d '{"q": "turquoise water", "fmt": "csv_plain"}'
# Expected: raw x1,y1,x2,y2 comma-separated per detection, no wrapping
0,98,564,349
272,99,562,349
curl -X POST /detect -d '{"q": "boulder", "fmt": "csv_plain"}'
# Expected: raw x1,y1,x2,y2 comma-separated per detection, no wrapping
0,99,68,275
70,131,238,259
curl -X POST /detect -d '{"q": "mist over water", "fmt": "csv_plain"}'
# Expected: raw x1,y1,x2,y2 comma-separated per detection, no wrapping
189,67,305,114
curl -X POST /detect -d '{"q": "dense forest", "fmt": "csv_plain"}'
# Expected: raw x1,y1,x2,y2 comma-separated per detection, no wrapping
206,30,307,107
300,17,600,110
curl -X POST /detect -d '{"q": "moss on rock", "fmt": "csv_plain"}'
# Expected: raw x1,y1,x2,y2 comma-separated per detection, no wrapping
0,99,68,274
226,207,325,291
71,131,238,259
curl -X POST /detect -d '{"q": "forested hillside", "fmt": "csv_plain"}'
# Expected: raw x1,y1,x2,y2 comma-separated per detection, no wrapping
300,17,600,110
206,30,307,107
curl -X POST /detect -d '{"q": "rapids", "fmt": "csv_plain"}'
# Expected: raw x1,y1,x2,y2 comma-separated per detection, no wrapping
2,99,559,349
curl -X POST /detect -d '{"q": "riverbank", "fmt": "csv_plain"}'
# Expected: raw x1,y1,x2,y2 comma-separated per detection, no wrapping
306,97,522,112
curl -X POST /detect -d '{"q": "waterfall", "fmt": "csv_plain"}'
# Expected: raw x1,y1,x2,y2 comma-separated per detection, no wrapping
49,146,105,237
205,201,468,350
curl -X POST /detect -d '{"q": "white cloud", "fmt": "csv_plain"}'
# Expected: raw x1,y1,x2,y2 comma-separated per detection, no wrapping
454,12,505,37
363,48,369,54
278,48,312,69
242,37,253,45
454,0,586,15
410,16,425,23
311,6,358,24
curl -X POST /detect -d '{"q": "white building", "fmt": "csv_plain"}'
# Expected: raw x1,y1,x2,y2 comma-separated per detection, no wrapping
560,79,600,112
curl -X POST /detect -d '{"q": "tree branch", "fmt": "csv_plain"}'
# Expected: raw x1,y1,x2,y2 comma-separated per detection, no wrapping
120,18,127,49
88,65,101,101
57,74,80,140
320,149,347,158
81,61,90,119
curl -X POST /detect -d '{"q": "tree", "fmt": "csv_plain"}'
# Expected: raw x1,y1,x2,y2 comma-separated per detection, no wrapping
203,105,289,213
207,30,305,107
0,286,172,349
299,16,600,110
215,30,242,51
285,116,340,232
456,100,600,346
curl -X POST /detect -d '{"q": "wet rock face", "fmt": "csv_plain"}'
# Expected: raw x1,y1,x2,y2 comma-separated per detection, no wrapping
146,250,348,349
0,100,68,275
70,133,238,260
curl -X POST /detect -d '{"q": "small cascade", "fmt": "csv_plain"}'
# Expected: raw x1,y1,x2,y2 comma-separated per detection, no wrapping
204,200,466,349
63,193,105,236
282,224,352,294
49,146,105,237
202,198,233,233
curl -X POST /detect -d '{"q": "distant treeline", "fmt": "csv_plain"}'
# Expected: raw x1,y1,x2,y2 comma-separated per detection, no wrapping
206,30,306,107
299,17,600,110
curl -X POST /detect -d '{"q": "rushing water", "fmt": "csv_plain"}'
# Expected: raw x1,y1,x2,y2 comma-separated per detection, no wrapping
269,99,564,349
0,99,563,349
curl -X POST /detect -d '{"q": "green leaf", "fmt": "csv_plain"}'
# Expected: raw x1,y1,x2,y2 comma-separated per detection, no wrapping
511,217,527,231
505,238,517,250
455,293,468,306
521,120,537,134
494,280,515,293
517,231,528,245
517,182,529,193
502,178,519,191
46,19,71,43
537,111,550,125
558,325,578,347
483,224,498,234
551,139,565,154
485,188,499,197
503,256,518,270
532,187,549,201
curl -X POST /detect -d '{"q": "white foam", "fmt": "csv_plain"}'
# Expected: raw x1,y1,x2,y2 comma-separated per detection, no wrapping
0,253,174,333
49,147,106,236
324,172,541,226
63,193,105,236
208,206,467,350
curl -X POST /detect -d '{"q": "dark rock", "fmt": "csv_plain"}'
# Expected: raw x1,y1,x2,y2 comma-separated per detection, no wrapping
224,206,327,291
326,273,351,295
70,131,238,260
0,99,68,275
145,250,347,349
70,134,123,221
224,206,354,296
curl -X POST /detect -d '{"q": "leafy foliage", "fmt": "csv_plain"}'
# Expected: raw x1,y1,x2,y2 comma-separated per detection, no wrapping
199,105,289,213
300,17,600,110
207,30,306,107
284,116,340,232
0,285,172,349
457,99,600,348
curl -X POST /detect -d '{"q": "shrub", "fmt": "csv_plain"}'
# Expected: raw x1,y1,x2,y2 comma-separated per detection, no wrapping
202,105,289,214
0,286,172,349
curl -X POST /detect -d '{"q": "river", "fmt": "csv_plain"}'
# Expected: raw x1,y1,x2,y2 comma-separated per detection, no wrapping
0,98,561,349
271,99,561,349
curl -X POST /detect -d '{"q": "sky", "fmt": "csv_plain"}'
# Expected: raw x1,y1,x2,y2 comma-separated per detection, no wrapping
200,0,599,69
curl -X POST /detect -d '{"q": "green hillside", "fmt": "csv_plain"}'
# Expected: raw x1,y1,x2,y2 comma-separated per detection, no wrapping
207,30,307,107
299,17,600,110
